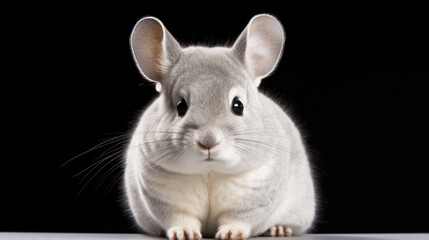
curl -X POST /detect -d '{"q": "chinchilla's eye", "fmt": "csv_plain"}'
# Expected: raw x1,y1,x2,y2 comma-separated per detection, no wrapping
176,99,188,117
231,97,244,116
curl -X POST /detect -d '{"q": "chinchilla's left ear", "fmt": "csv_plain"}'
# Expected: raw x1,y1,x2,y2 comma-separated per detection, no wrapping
232,14,285,87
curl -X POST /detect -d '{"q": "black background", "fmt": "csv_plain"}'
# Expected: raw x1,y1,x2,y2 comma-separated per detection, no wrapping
2,3,428,234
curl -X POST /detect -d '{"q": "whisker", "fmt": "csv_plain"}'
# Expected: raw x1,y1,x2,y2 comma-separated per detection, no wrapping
76,151,125,197
61,134,129,168
132,130,184,136
172,150,187,167
232,131,286,138
64,128,188,196
94,160,124,193
233,143,267,164
231,145,252,167
234,138,290,159
97,138,129,159
234,138,288,151
74,138,181,178
104,170,124,195
139,138,184,145
73,149,123,179
77,150,124,185
126,143,186,172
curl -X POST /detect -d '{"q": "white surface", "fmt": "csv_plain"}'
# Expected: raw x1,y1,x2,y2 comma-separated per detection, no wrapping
0,233,150,240
0,233,428,240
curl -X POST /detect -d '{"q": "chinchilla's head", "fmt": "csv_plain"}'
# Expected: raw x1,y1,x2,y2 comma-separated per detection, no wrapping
130,14,285,174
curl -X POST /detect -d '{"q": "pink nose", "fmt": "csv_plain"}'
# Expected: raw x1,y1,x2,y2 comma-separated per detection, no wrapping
197,141,219,150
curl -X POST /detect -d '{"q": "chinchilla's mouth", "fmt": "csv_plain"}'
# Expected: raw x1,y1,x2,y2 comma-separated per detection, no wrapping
205,150,214,161
199,148,223,162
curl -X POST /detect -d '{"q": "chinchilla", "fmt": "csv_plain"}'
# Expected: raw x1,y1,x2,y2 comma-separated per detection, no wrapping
124,14,316,240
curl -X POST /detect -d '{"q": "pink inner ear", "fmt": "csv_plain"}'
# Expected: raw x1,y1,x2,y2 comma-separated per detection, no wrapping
131,18,165,83
244,15,284,79
141,22,164,82
249,52,263,78
247,40,274,78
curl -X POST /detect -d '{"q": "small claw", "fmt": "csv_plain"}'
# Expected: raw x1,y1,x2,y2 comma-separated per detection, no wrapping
194,231,202,240
284,226,292,237
167,227,202,240
262,225,293,237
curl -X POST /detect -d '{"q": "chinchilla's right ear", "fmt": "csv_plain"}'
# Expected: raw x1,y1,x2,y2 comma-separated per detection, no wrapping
130,17,181,86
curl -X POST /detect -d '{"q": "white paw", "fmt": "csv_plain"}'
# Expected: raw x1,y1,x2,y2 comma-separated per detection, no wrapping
167,226,202,240
263,225,293,237
215,224,250,240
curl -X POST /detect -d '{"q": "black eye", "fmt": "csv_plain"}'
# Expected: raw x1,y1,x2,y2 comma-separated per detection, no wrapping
176,99,188,117
231,97,244,116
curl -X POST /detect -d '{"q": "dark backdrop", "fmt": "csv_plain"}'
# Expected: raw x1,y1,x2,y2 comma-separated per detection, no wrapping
2,3,428,234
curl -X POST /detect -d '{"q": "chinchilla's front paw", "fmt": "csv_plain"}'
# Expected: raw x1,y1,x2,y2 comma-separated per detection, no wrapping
262,225,293,237
166,226,202,240
215,223,251,240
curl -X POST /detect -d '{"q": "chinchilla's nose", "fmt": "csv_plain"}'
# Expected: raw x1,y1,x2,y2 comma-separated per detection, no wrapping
196,127,222,150
197,140,219,150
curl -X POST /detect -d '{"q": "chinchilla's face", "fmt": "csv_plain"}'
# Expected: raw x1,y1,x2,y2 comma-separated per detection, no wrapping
130,15,285,174
158,47,262,174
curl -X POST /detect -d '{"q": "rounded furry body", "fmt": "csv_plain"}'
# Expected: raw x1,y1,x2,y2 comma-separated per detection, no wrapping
124,15,316,239
125,93,316,237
